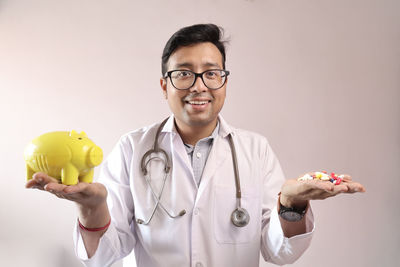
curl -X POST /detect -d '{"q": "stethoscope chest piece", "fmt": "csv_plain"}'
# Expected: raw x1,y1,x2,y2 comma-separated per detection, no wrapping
231,207,250,227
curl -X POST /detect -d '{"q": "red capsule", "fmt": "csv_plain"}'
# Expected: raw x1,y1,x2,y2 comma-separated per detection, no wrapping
335,178,342,185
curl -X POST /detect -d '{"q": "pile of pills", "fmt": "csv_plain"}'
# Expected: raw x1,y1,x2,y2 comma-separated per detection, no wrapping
298,171,345,185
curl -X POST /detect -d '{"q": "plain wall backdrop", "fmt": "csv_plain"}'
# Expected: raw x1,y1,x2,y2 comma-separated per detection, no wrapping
0,0,399,266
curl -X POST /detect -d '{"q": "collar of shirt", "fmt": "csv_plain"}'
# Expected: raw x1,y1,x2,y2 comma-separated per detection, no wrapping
160,115,224,186
161,114,233,138
182,122,219,186
183,121,220,151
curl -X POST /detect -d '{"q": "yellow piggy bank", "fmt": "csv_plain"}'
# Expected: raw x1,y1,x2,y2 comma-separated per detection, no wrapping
24,130,103,185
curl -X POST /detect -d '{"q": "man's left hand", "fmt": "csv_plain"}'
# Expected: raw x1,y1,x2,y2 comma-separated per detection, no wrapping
280,174,366,208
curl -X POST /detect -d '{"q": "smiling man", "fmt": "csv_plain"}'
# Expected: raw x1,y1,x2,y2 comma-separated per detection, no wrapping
26,24,365,267
161,41,227,145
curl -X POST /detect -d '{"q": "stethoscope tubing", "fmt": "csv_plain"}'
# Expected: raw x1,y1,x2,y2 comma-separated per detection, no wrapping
137,118,249,227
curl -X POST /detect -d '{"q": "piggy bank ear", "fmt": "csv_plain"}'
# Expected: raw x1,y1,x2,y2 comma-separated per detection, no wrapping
69,130,78,137
80,131,87,137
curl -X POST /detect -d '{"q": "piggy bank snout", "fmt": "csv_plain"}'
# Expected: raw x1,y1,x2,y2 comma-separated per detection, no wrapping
87,146,103,167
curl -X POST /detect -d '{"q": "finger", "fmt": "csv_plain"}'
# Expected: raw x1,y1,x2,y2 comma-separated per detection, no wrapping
26,178,45,190
304,188,339,200
339,174,352,182
63,182,89,194
44,182,68,193
306,181,350,199
44,186,84,202
33,172,60,183
32,172,60,188
343,181,366,193
331,184,349,194
61,183,106,203
306,179,335,192
26,172,58,190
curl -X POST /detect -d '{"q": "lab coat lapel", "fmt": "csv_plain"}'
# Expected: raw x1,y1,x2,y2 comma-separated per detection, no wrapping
171,133,195,181
196,135,230,203
160,115,195,182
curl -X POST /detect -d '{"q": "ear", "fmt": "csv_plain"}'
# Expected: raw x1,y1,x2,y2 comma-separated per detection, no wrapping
160,77,168,99
80,131,87,137
69,130,78,137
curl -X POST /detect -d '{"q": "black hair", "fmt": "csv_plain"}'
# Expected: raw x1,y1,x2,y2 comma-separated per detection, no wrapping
161,23,227,75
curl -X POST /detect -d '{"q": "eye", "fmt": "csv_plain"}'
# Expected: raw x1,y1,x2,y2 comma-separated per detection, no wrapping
174,70,193,79
78,137,83,140
179,71,192,77
205,70,220,79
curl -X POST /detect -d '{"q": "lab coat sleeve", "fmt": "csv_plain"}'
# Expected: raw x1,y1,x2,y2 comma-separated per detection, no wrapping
73,135,137,266
260,140,315,265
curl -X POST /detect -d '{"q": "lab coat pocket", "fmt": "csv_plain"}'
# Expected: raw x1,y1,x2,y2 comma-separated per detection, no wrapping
213,185,261,244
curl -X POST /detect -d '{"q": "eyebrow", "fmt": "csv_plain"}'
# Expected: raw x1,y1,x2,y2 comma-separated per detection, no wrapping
174,62,222,69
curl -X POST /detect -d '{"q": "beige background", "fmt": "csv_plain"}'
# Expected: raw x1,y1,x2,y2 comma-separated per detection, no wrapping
0,0,399,266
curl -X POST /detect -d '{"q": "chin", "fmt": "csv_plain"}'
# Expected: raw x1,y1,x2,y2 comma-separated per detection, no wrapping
179,113,211,126
184,114,217,127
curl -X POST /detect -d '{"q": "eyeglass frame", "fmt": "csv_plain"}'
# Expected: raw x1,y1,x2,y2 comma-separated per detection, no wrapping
163,69,230,90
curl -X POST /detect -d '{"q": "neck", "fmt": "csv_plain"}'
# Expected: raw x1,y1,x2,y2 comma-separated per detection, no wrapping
175,118,218,146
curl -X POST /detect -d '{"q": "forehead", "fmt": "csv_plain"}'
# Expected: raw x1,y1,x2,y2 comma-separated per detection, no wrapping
167,42,223,70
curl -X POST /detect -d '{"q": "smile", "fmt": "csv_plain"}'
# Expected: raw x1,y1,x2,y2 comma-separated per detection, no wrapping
186,100,211,105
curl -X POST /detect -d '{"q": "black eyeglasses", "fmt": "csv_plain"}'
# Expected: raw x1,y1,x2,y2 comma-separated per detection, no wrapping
164,69,230,90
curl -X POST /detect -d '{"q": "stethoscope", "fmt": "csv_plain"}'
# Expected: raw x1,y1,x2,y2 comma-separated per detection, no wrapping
136,118,250,227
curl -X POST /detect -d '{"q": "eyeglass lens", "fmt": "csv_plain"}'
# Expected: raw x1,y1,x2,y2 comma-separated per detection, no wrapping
170,70,228,90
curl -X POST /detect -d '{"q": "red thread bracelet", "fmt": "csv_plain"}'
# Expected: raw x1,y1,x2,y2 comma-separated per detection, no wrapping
78,218,111,232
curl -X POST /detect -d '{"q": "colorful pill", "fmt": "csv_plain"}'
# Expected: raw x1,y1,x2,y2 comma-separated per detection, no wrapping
321,174,330,181
315,172,323,179
298,171,346,184
298,173,313,181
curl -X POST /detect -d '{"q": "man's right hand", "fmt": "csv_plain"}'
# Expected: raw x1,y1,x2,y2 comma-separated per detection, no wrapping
26,172,111,258
25,172,108,210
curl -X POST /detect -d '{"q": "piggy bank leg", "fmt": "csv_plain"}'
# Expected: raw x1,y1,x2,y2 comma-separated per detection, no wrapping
26,164,35,181
61,163,79,185
79,169,94,183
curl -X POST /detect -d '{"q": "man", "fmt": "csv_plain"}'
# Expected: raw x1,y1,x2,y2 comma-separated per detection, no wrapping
26,24,365,267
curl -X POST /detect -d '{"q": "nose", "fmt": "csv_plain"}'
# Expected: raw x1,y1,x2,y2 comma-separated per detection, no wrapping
189,75,208,93
87,146,103,167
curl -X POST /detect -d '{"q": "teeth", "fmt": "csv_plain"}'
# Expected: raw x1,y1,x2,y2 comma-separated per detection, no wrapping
188,101,208,105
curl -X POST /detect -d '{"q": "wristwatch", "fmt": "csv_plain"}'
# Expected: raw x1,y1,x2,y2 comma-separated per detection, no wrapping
279,202,306,222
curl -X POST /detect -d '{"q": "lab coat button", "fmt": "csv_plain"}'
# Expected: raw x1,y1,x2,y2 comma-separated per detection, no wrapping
195,262,203,267
194,208,199,215
196,152,202,158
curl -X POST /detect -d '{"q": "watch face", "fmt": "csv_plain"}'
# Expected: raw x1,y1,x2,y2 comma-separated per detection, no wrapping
280,211,303,222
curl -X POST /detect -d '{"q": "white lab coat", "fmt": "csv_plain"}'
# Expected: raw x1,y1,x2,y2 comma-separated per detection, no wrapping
74,115,314,267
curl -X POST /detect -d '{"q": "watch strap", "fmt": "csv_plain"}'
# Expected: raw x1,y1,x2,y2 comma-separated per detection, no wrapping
278,194,307,221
